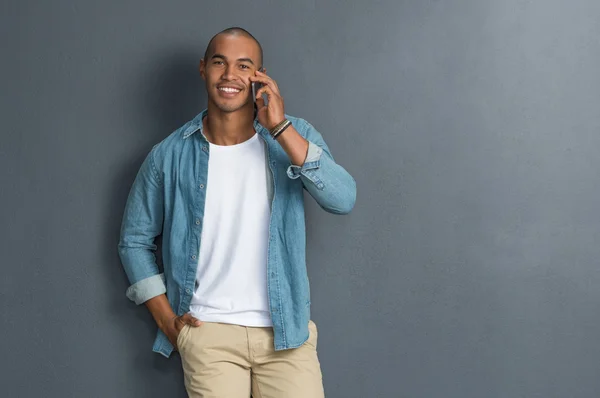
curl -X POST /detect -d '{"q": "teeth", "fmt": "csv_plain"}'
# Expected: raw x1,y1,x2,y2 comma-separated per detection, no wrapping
219,87,240,93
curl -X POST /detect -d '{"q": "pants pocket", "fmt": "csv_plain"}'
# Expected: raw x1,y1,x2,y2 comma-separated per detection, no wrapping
177,323,190,350
306,320,318,349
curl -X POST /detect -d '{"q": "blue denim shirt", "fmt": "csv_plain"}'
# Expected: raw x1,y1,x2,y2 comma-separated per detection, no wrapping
118,109,356,358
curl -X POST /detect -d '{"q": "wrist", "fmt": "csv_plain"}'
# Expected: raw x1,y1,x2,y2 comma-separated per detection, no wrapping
268,117,287,132
270,118,292,139
157,313,177,330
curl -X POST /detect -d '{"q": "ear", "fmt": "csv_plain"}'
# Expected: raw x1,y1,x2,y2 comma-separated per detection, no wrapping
199,59,206,81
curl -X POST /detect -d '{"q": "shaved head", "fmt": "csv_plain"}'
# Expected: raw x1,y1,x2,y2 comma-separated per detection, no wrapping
203,27,263,68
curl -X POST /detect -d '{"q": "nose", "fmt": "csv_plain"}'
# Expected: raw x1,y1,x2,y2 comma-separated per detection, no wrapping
221,64,236,80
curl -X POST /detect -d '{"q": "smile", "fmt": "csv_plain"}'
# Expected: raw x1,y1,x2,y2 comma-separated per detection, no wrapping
218,87,242,93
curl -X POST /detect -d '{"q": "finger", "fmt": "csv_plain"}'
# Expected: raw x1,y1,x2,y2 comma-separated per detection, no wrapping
256,94,266,110
252,72,280,95
256,68,274,84
256,85,277,102
173,315,185,329
178,313,202,327
180,313,190,321
180,313,194,324
249,75,273,87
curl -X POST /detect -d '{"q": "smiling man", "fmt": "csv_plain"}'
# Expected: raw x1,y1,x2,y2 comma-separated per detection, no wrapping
118,27,356,397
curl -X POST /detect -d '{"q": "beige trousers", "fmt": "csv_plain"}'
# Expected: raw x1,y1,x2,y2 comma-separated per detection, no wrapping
177,319,325,398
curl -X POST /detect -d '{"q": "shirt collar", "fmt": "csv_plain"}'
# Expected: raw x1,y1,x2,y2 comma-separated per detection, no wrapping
182,108,269,140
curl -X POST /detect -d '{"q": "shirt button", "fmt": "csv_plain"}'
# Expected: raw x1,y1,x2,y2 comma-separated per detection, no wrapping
202,145,208,151
186,288,191,294
191,255,196,260
199,184,205,189
195,219,200,225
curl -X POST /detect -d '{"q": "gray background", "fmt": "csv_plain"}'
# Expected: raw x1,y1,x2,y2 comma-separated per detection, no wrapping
1,0,599,397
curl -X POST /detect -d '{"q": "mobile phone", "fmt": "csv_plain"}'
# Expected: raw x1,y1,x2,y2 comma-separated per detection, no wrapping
251,81,263,103
251,67,265,103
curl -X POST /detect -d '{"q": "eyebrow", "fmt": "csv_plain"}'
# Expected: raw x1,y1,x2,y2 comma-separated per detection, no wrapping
211,53,255,65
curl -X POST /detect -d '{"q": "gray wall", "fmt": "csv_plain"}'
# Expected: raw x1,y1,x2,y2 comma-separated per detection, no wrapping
2,1,599,397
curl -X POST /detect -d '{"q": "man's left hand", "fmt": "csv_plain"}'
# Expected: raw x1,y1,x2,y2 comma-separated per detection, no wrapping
250,70,286,130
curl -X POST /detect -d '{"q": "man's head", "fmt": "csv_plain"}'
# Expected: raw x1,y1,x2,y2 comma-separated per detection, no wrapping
200,27,263,113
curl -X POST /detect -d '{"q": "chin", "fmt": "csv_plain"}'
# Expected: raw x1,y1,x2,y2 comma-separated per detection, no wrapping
211,98,250,113
223,104,246,113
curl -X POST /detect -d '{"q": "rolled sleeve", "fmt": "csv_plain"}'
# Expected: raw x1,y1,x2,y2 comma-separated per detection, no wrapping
125,273,167,305
118,144,166,305
304,140,323,163
284,118,356,214
286,141,324,189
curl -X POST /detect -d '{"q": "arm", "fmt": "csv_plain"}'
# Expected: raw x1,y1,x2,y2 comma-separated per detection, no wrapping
146,294,176,330
117,145,167,305
117,145,207,348
279,120,357,215
250,70,356,214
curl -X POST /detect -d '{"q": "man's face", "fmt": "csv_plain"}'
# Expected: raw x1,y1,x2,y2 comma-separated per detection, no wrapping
200,34,262,113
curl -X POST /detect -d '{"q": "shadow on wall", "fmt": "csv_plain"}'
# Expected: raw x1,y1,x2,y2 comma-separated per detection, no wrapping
100,47,207,387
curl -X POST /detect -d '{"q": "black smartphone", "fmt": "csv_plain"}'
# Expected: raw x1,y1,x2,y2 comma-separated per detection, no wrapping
251,67,265,103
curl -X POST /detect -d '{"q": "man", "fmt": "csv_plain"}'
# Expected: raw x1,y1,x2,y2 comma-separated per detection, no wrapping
118,27,356,397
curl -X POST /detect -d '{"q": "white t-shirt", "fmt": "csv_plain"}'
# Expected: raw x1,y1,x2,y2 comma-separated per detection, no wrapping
188,132,273,327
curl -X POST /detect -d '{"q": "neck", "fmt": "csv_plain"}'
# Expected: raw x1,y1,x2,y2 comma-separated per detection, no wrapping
203,102,256,146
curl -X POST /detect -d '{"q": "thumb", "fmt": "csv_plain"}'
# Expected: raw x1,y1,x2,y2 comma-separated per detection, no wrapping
179,313,193,323
187,315,203,327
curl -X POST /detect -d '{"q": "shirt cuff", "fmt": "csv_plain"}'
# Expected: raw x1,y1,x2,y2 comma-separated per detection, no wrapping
286,141,323,180
125,273,167,305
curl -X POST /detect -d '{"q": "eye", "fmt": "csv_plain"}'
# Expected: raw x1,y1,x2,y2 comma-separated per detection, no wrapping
213,60,224,65
240,64,250,69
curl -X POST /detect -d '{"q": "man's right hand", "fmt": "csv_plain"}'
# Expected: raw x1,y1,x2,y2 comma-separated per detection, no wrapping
163,313,203,350
144,294,203,351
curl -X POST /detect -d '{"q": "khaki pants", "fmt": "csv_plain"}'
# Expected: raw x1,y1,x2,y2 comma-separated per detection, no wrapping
177,320,325,397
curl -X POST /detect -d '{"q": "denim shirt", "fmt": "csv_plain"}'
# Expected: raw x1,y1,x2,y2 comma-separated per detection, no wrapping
118,108,356,358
